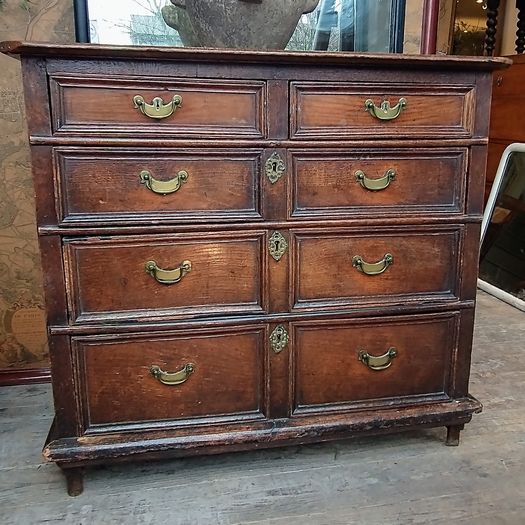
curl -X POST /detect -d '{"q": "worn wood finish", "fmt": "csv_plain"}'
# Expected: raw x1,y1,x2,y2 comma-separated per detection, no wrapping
49,76,267,139
0,367,51,386
291,83,476,139
293,312,458,410
55,148,264,224
2,41,508,495
486,54,525,199
293,226,461,308
75,326,267,430
1,41,511,70
290,148,468,218
64,232,267,323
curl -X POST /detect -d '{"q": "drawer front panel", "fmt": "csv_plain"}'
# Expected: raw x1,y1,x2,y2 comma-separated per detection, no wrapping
55,148,263,224
65,232,266,323
293,227,461,309
290,148,468,218
293,312,457,412
291,83,475,139
74,326,267,430
50,76,266,138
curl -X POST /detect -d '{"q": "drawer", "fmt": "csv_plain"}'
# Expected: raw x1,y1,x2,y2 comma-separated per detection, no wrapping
49,76,266,138
293,312,457,413
290,82,475,139
293,226,461,310
64,232,267,323
73,326,267,431
290,148,468,218
54,148,263,225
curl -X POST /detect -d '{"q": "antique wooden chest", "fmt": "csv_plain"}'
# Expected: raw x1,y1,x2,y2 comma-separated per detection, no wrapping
0,41,509,495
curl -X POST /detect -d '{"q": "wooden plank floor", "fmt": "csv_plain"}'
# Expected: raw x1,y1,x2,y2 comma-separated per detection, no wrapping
1,291,524,525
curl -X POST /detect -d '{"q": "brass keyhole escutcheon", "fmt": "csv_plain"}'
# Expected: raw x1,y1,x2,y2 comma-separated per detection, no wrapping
269,231,288,261
270,325,289,354
265,152,286,184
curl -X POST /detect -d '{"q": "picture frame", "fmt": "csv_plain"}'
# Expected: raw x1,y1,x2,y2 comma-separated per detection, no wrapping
478,143,525,312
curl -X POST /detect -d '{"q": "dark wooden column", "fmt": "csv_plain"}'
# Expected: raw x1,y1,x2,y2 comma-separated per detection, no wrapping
485,0,501,56
517,0,525,53
420,0,440,54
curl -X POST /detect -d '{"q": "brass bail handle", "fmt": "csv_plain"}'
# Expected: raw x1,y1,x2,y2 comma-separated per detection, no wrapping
365,97,407,121
145,260,192,285
150,363,195,385
133,94,183,119
358,347,398,371
355,169,396,191
140,169,189,195
352,253,393,276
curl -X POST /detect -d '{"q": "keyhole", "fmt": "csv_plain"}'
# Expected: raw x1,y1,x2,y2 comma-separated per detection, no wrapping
272,161,278,172
154,99,161,110
274,240,280,251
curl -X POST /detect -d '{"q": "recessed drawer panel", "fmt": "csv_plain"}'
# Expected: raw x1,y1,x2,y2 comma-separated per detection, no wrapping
74,326,267,431
65,232,267,323
54,148,263,225
291,83,475,139
293,227,461,310
293,312,457,413
290,148,468,218
50,76,266,138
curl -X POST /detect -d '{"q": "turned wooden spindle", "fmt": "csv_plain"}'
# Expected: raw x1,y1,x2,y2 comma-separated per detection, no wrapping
517,0,525,54
485,0,501,56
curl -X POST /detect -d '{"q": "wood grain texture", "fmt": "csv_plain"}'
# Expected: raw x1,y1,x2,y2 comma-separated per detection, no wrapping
486,55,525,199
291,82,476,139
293,226,461,309
290,147,467,218
64,232,267,323
293,312,457,410
54,148,263,225
74,326,267,429
1,40,512,70
49,76,267,139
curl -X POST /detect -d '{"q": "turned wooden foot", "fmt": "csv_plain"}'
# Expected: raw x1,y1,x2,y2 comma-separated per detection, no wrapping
63,467,84,496
446,424,464,446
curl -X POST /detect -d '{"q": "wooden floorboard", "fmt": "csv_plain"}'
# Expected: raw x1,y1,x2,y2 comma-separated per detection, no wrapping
0,291,523,525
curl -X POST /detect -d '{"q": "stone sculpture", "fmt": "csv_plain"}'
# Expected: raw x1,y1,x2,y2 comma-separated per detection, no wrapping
162,0,320,49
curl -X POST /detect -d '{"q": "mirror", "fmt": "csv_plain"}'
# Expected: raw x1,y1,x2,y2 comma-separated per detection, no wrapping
479,144,525,311
79,0,406,52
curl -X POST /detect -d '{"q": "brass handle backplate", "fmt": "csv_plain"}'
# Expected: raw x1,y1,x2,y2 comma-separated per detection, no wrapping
140,169,189,195
365,98,407,121
145,260,192,285
133,94,183,119
355,169,396,191
352,253,393,276
358,347,397,371
150,363,195,385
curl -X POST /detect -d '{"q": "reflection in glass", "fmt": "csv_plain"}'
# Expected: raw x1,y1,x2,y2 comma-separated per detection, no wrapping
289,0,400,53
480,151,525,304
86,0,405,52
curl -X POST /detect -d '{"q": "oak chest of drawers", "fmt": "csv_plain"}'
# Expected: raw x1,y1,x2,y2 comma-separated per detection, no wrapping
1,41,509,496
